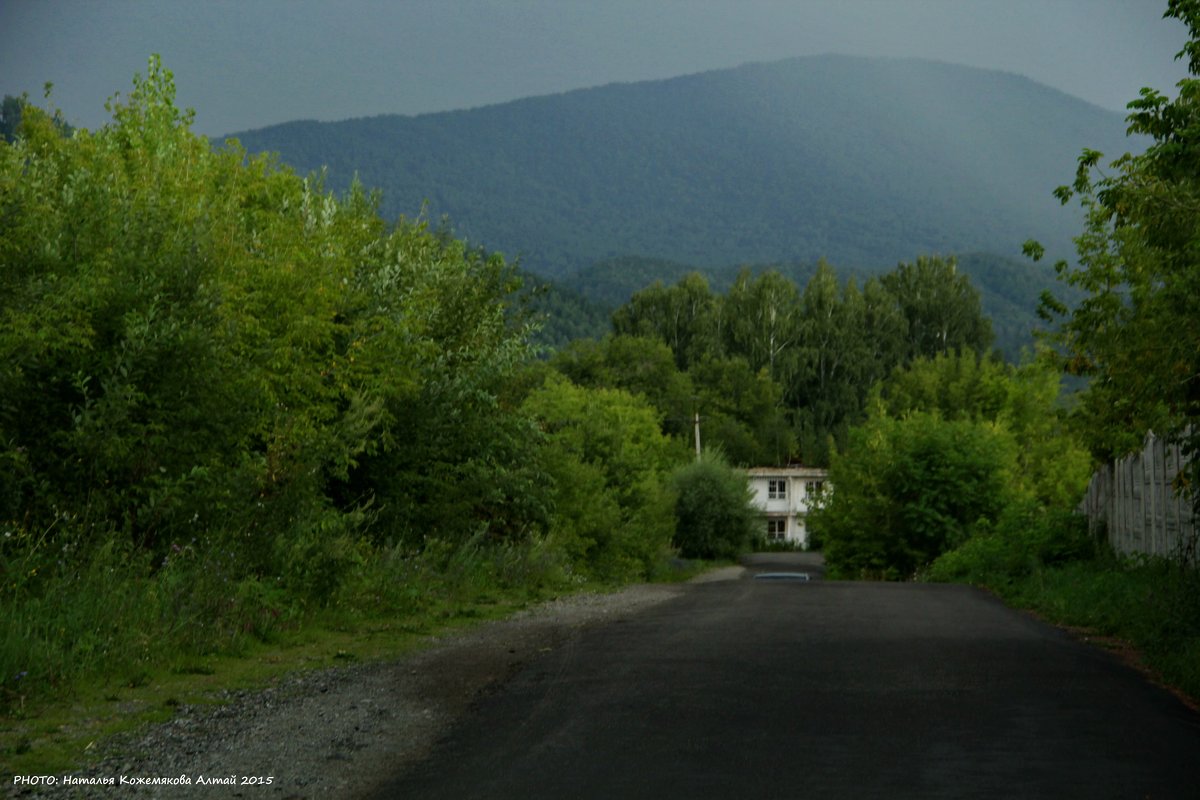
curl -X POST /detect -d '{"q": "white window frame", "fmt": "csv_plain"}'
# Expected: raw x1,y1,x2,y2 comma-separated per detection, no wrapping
768,479,787,500
766,517,787,541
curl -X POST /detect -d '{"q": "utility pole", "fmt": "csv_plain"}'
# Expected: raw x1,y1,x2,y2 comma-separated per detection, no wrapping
693,410,701,461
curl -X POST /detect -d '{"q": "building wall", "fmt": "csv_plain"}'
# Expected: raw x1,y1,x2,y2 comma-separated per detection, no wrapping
746,468,828,548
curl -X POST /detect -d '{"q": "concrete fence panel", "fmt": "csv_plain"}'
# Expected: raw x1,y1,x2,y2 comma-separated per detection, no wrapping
1079,433,1196,564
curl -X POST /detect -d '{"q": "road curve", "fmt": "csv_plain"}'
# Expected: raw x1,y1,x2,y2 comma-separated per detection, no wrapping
370,567,1200,799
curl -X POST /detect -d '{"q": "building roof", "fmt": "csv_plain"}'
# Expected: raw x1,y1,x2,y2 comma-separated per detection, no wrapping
746,466,828,478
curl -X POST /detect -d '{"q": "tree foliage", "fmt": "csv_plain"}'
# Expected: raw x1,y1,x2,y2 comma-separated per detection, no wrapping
611,272,717,371
670,452,760,560
811,412,1018,580
1031,0,1200,478
550,334,792,466
721,269,802,385
875,351,1092,508
520,274,612,348
572,252,1075,364
0,58,557,601
521,374,678,579
605,259,995,465
879,255,994,361
813,348,1093,579
0,95,24,143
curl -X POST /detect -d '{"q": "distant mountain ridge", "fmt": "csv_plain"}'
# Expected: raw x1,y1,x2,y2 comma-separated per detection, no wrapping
225,55,1139,279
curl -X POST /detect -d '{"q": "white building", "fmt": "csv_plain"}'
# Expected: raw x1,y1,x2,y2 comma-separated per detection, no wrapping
746,466,829,549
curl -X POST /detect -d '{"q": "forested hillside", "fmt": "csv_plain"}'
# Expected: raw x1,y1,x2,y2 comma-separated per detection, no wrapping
541,251,1069,359
225,55,1138,277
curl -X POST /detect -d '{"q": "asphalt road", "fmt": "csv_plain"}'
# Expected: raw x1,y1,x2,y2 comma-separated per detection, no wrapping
372,555,1200,799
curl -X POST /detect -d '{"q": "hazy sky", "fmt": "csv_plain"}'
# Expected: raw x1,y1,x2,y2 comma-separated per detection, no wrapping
1,1,1191,137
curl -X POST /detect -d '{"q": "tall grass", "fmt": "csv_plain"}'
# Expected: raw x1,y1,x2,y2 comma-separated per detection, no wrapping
0,527,575,715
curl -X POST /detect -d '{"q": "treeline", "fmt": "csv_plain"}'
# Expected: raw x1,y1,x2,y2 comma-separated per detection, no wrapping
575,258,993,465
0,61,753,708
550,251,1072,361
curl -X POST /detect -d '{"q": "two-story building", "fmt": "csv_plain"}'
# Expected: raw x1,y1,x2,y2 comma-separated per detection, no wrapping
746,466,829,549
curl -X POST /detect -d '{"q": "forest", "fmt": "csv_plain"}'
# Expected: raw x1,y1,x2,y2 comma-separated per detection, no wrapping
570,255,994,466
4,0,1200,754
532,249,1074,360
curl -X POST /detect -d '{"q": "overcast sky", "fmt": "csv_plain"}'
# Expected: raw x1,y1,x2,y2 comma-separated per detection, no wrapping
1,1,1191,137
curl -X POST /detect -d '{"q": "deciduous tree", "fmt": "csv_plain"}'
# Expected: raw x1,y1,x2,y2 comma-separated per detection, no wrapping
811,411,1017,579
670,451,760,560
610,272,716,370
1029,0,1200,479
880,255,994,361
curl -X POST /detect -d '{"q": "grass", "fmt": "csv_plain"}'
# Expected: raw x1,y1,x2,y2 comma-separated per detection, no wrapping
928,515,1200,708
992,556,1200,705
0,534,714,776
0,595,527,776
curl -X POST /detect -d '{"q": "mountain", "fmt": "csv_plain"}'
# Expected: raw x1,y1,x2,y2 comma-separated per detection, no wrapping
223,55,1140,278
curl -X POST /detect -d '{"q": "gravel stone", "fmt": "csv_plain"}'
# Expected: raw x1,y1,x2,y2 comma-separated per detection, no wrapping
9,583,682,799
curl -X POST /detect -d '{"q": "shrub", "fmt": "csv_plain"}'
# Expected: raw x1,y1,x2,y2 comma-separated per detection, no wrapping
522,374,679,580
927,503,1095,585
670,452,760,560
811,411,1017,579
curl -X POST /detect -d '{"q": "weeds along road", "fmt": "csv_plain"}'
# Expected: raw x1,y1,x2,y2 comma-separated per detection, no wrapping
373,554,1200,799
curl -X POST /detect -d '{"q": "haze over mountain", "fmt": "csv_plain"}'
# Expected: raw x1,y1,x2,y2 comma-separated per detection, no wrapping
226,54,1140,280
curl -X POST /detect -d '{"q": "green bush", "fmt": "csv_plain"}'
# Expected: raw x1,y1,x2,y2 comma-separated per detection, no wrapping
670,452,760,560
522,373,679,580
926,503,1093,585
811,411,1017,579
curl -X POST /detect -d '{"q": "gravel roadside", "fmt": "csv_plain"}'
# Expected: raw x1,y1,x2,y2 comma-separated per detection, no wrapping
10,583,686,799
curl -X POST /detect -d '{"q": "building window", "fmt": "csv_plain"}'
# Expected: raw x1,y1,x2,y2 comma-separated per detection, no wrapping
766,518,787,541
805,480,825,496
768,479,787,500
